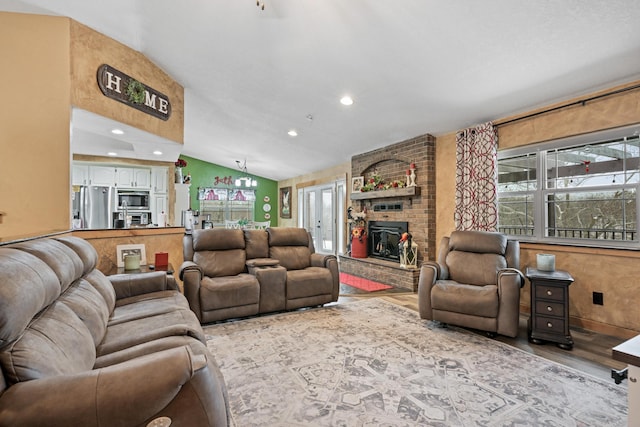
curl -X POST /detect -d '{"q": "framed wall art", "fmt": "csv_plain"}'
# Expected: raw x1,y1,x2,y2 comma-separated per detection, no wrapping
116,244,147,267
351,176,364,193
280,186,292,219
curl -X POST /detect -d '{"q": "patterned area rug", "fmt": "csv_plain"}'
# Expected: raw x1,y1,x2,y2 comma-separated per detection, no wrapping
205,299,627,426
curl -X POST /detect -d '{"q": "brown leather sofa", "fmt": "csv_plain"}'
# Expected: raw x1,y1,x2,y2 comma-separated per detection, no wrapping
0,236,229,426
418,230,524,338
181,227,340,323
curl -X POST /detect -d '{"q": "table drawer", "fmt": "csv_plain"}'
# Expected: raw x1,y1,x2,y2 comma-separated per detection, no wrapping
534,315,566,334
534,285,564,302
535,301,565,316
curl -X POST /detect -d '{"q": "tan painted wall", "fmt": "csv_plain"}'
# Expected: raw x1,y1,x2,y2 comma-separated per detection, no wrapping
435,80,640,337
0,12,184,243
278,162,350,250
70,21,184,143
0,13,71,241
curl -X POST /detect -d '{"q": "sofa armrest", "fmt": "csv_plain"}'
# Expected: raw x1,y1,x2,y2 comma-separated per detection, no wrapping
417,261,440,320
109,271,178,300
179,260,203,281
309,253,340,301
246,258,280,268
310,252,332,268
0,346,228,427
180,261,204,321
496,268,525,338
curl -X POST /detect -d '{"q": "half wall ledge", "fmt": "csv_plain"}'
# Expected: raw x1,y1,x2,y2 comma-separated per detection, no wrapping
339,255,419,292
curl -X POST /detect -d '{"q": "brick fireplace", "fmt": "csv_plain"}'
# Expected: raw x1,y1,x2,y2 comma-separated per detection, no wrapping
340,133,436,291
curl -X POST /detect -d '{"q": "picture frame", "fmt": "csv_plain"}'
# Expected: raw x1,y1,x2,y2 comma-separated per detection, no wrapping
116,244,147,267
280,186,292,219
352,176,364,193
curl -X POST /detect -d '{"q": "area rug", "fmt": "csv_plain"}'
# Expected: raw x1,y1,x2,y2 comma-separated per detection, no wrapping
205,299,627,426
339,272,393,292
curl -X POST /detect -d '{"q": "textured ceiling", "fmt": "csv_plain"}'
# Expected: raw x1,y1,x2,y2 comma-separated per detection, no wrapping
3,0,640,180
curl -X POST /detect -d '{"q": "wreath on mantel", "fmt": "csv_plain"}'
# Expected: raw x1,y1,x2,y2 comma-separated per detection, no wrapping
126,79,146,104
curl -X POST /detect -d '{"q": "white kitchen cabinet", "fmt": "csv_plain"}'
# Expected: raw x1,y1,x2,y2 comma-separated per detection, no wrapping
151,167,169,194
174,183,191,225
89,166,116,187
115,167,151,189
72,164,89,186
152,195,168,225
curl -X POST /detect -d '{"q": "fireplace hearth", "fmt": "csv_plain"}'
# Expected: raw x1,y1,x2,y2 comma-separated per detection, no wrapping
368,221,408,261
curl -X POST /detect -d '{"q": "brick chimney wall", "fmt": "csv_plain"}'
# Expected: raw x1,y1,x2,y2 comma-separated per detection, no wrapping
351,133,436,263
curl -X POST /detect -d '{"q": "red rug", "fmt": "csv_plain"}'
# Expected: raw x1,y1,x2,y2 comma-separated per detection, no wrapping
339,272,393,292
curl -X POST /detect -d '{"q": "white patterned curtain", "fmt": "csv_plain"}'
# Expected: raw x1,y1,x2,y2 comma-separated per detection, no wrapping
454,122,498,231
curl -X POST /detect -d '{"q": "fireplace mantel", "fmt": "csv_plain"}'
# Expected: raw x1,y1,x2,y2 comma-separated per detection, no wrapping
350,186,420,201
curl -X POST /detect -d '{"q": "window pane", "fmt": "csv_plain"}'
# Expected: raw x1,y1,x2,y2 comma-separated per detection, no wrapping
546,189,637,241
498,193,534,236
498,153,537,192
546,137,639,189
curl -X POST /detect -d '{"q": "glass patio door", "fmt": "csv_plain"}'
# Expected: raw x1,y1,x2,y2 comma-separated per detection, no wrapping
301,184,340,255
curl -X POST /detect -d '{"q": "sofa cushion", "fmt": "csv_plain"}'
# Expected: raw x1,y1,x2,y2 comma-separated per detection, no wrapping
0,248,61,348
11,239,84,293
193,229,245,251
58,279,110,346
431,281,499,318
0,302,96,384
56,236,99,276
270,246,311,271
243,229,269,259
200,274,260,311
109,290,191,326
94,335,209,369
285,267,334,299
83,269,117,313
446,251,507,286
267,227,310,247
449,230,507,255
96,308,205,356
195,249,247,277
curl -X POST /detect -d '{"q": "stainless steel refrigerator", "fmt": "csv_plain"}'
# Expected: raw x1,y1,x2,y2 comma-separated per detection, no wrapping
72,186,116,229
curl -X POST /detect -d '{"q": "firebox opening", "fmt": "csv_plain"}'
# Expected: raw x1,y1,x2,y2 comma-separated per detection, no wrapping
368,221,409,261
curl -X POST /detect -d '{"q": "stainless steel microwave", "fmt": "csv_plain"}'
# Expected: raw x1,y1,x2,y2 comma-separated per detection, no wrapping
117,190,150,210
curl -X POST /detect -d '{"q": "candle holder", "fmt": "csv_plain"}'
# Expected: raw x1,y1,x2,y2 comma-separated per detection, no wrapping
536,253,555,271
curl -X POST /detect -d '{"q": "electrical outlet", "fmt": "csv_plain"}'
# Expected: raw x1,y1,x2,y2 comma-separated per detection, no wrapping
593,292,604,305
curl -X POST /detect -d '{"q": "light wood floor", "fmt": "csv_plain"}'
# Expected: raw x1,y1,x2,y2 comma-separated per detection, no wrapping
336,285,628,383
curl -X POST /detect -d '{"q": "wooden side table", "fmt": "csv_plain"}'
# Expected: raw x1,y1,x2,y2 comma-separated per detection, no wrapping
525,267,574,350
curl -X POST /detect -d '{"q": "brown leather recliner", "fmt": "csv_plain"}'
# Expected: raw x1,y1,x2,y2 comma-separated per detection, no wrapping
267,227,340,310
418,230,524,338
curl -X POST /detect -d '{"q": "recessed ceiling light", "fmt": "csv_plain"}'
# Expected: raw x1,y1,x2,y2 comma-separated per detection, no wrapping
153,150,163,155
340,95,354,106
107,152,118,156
288,129,298,137
111,129,124,135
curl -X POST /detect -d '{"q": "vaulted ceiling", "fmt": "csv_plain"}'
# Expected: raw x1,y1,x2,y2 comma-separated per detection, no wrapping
3,0,640,180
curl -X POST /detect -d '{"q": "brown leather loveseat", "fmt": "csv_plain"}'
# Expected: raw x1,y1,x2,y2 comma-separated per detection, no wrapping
0,236,229,426
181,227,340,323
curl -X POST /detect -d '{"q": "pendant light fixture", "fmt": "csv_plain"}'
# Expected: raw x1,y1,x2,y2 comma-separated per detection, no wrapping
235,160,258,188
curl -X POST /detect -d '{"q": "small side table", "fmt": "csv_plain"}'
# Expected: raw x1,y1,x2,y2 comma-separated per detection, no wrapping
525,267,574,350
612,336,640,425
116,263,174,275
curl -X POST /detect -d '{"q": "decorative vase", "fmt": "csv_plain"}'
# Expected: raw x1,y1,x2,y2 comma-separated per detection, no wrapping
175,167,183,184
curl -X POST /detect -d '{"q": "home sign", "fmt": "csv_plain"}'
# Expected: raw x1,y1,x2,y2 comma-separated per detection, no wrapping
97,64,171,121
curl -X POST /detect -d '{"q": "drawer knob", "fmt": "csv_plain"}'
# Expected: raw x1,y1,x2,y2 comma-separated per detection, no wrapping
546,290,553,296
547,306,553,312
547,322,553,328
